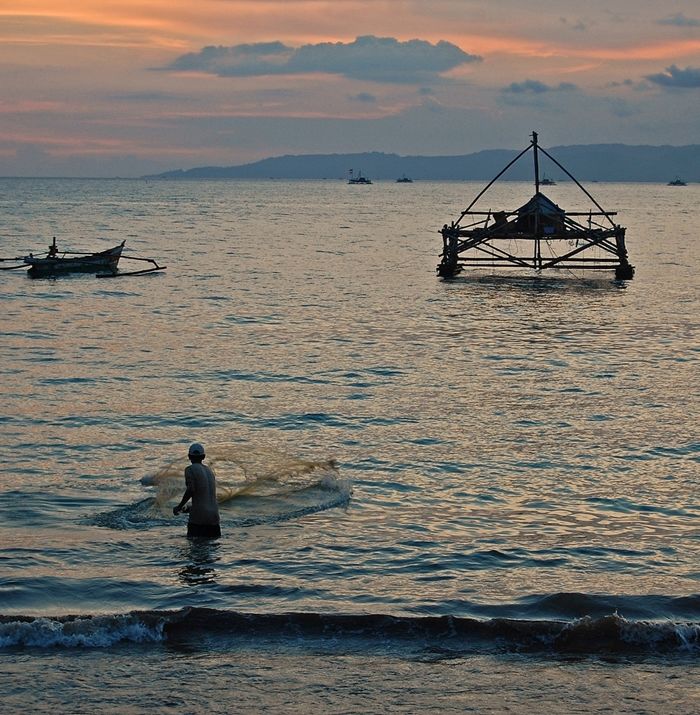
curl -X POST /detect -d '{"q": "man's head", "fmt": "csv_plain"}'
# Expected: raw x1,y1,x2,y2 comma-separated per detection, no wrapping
188,442,205,463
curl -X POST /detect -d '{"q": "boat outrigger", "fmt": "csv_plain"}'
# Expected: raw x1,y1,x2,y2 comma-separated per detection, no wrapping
0,237,166,278
437,132,634,280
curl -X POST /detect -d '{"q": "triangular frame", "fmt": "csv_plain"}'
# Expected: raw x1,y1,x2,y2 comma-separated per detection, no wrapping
437,132,635,280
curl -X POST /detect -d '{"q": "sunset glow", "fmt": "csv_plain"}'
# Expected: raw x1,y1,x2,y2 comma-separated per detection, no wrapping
1,1,699,175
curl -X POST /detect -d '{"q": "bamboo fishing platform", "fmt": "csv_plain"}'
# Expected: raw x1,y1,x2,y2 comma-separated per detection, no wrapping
437,132,635,280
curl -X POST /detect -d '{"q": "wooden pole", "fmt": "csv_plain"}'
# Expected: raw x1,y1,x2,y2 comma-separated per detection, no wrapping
532,132,541,267
537,145,616,228
458,142,533,220
532,131,540,194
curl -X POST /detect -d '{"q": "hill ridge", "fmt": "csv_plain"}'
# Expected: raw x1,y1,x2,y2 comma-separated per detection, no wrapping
144,144,700,182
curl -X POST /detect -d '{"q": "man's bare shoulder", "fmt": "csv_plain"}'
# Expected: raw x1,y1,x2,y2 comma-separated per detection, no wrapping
185,463,214,477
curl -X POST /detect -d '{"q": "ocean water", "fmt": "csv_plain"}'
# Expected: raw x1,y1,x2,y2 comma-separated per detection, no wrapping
0,177,698,713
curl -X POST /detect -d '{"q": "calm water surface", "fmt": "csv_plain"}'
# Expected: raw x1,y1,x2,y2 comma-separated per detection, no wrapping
0,178,698,713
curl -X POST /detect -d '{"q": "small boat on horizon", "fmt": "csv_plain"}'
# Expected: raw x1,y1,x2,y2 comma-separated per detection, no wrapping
668,177,687,186
348,169,372,185
540,175,556,186
396,175,413,183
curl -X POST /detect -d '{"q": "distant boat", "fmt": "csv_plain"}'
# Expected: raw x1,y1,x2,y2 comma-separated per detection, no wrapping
396,175,413,183
540,175,556,186
668,177,687,186
348,169,372,185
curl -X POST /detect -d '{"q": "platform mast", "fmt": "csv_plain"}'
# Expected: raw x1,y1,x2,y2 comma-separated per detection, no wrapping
532,131,542,270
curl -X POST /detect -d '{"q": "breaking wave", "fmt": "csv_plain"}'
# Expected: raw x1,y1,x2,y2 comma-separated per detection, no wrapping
0,613,165,648
1,608,697,655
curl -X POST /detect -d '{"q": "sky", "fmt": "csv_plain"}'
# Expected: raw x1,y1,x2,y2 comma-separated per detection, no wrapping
1,1,699,176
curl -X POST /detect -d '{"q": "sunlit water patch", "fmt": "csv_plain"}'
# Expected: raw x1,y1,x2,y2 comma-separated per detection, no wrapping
1,179,698,712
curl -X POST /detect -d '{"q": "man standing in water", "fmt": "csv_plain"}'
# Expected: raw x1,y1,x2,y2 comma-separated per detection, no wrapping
173,443,221,538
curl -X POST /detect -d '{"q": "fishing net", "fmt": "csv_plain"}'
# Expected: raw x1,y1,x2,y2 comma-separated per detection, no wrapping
143,444,340,515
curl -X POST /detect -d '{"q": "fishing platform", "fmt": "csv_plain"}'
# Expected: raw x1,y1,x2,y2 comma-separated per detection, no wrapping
437,132,634,280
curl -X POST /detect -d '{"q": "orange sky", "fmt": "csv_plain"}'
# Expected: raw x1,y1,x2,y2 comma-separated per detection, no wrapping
5,2,700,56
1,1,699,175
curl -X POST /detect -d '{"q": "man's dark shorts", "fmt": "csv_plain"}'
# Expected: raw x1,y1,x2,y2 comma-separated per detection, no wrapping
187,522,221,538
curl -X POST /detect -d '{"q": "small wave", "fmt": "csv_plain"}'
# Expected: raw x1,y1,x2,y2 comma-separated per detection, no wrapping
0,613,165,648
92,479,351,530
91,497,169,530
522,592,700,621
2,608,697,654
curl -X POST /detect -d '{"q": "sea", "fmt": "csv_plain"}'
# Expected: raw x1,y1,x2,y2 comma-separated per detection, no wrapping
0,177,698,714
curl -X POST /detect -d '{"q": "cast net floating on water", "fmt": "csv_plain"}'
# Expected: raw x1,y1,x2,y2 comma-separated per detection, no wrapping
95,444,349,530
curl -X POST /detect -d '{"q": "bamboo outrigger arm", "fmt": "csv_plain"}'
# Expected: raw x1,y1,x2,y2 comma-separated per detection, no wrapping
97,255,167,278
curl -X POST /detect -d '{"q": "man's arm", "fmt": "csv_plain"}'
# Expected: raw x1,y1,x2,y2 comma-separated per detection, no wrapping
173,486,193,515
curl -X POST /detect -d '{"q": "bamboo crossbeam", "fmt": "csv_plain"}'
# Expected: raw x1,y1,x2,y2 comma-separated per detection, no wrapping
460,210,616,217
470,244,533,269
459,260,620,267
453,231,617,242
456,262,624,270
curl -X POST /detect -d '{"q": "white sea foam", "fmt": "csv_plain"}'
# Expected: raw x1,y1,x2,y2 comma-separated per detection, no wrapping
0,615,165,648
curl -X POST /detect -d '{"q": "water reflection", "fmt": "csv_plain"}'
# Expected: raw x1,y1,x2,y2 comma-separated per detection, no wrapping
177,539,221,586
444,272,627,293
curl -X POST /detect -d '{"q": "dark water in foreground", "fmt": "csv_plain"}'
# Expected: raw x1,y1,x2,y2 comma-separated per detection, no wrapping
0,178,698,712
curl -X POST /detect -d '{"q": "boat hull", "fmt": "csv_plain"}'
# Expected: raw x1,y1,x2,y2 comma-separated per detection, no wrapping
25,243,124,277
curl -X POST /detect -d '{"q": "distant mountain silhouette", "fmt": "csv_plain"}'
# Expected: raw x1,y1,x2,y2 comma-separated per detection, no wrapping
144,145,700,182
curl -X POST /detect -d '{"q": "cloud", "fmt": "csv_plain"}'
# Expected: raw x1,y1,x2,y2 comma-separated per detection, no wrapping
607,79,635,88
559,17,589,32
109,91,180,102
164,35,481,84
502,80,578,94
657,13,700,27
646,65,700,88
167,41,290,75
348,93,377,103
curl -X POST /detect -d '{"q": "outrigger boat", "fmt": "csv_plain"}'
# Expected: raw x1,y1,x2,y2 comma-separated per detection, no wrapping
1,237,166,278
24,238,124,277
437,132,634,280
